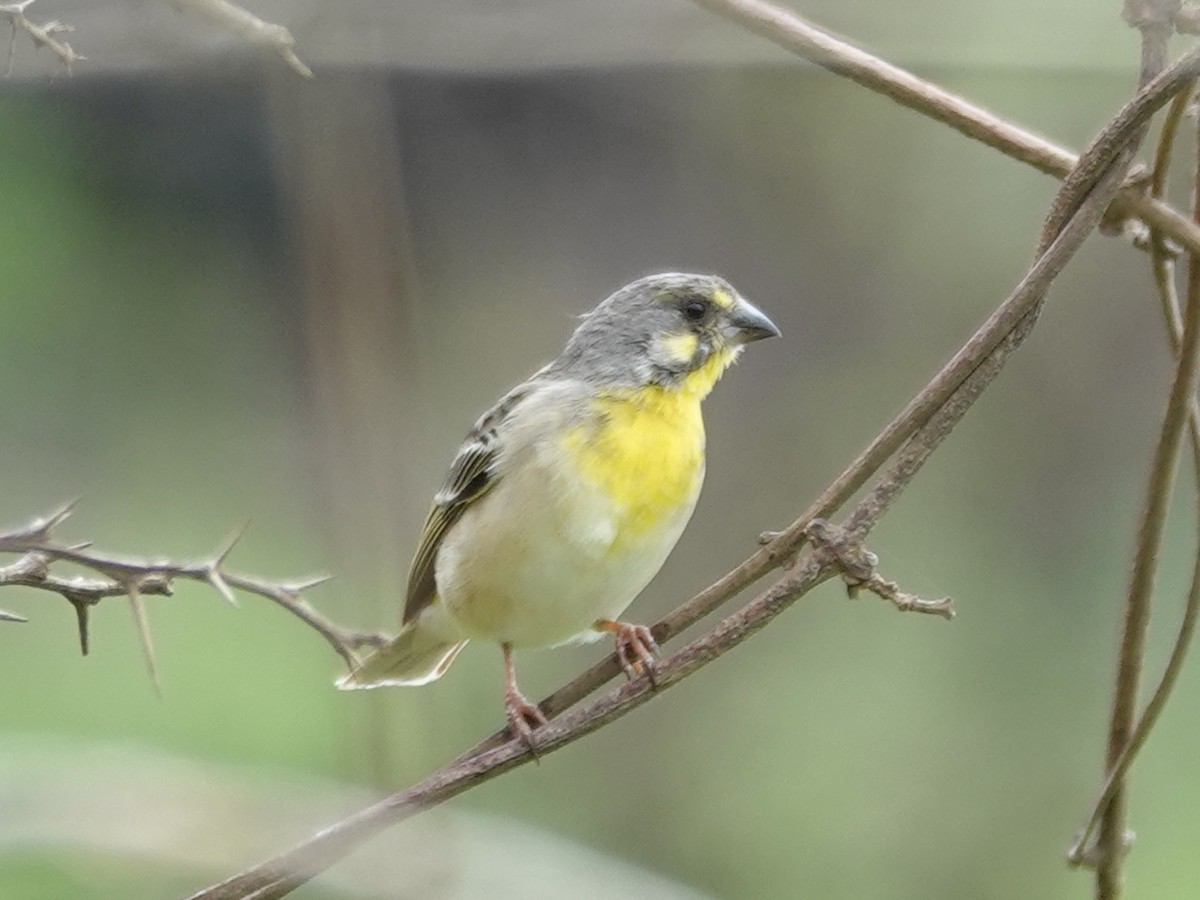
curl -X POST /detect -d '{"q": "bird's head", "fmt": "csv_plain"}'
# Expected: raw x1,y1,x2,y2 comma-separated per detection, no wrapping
555,272,780,396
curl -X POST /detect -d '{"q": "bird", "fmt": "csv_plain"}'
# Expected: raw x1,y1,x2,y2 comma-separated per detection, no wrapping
338,272,779,745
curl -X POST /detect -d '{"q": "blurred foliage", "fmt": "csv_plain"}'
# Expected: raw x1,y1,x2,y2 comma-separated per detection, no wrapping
2,37,1200,900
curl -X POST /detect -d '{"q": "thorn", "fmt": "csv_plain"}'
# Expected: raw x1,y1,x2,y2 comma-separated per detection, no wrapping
43,497,80,533
10,499,79,543
207,568,238,607
205,522,250,607
126,583,162,698
0,608,27,623
67,595,90,654
213,520,250,568
284,573,334,593
281,46,312,79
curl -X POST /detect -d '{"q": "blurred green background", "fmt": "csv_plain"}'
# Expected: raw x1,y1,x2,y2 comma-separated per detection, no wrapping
3,5,1200,899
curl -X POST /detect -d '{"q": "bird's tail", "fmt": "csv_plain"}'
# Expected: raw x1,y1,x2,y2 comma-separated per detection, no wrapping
337,621,468,689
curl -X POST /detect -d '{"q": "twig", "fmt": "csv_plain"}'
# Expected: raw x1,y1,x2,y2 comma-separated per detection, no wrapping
1067,72,1200,875
167,0,312,78
0,504,385,670
687,0,1200,262
185,17,1178,897
803,519,955,620
1149,86,1194,339
0,0,82,75
1064,7,1200,896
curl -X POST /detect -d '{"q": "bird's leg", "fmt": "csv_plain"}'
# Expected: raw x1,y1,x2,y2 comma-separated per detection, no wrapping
596,619,660,687
502,642,548,750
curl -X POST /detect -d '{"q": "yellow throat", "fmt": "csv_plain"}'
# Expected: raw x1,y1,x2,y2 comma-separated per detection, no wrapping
561,346,739,547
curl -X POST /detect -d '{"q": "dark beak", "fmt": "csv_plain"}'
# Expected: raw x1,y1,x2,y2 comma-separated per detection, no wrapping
726,297,781,344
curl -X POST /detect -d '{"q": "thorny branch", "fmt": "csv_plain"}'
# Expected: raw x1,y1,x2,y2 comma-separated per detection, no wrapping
0,0,81,75
0,502,386,676
2,0,313,79
185,9,1194,899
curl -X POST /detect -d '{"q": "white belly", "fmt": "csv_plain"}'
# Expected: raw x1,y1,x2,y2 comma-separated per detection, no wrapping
434,440,700,648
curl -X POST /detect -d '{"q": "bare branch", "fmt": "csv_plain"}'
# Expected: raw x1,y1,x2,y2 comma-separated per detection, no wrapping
1067,74,1200,875
1057,9,1193,897
0,0,82,75
168,0,312,78
687,0,1200,262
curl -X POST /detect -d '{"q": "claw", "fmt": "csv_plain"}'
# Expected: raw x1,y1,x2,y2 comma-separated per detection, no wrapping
504,686,550,754
597,619,659,688
501,642,548,754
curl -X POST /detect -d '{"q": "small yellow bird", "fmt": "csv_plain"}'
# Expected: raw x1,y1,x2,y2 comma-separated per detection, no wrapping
339,272,779,743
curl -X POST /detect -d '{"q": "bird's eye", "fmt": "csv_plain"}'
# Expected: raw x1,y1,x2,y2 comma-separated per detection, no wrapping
682,299,707,322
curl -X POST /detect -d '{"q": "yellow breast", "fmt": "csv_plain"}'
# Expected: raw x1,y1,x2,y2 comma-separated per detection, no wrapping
560,381,711,550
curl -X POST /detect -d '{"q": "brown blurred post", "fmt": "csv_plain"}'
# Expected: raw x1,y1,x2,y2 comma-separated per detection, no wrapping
263,66,421,786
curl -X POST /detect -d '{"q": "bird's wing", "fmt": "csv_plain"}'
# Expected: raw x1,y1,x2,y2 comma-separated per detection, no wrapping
402,381,539,624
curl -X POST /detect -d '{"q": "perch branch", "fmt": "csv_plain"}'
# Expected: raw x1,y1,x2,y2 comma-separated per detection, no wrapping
186,21,1181,897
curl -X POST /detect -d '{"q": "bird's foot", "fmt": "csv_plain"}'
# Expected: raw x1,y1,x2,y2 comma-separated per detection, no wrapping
504,685,549,753
597,619,660,687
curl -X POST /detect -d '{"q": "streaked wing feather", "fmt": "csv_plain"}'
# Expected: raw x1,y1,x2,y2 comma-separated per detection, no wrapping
401,383,534,624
